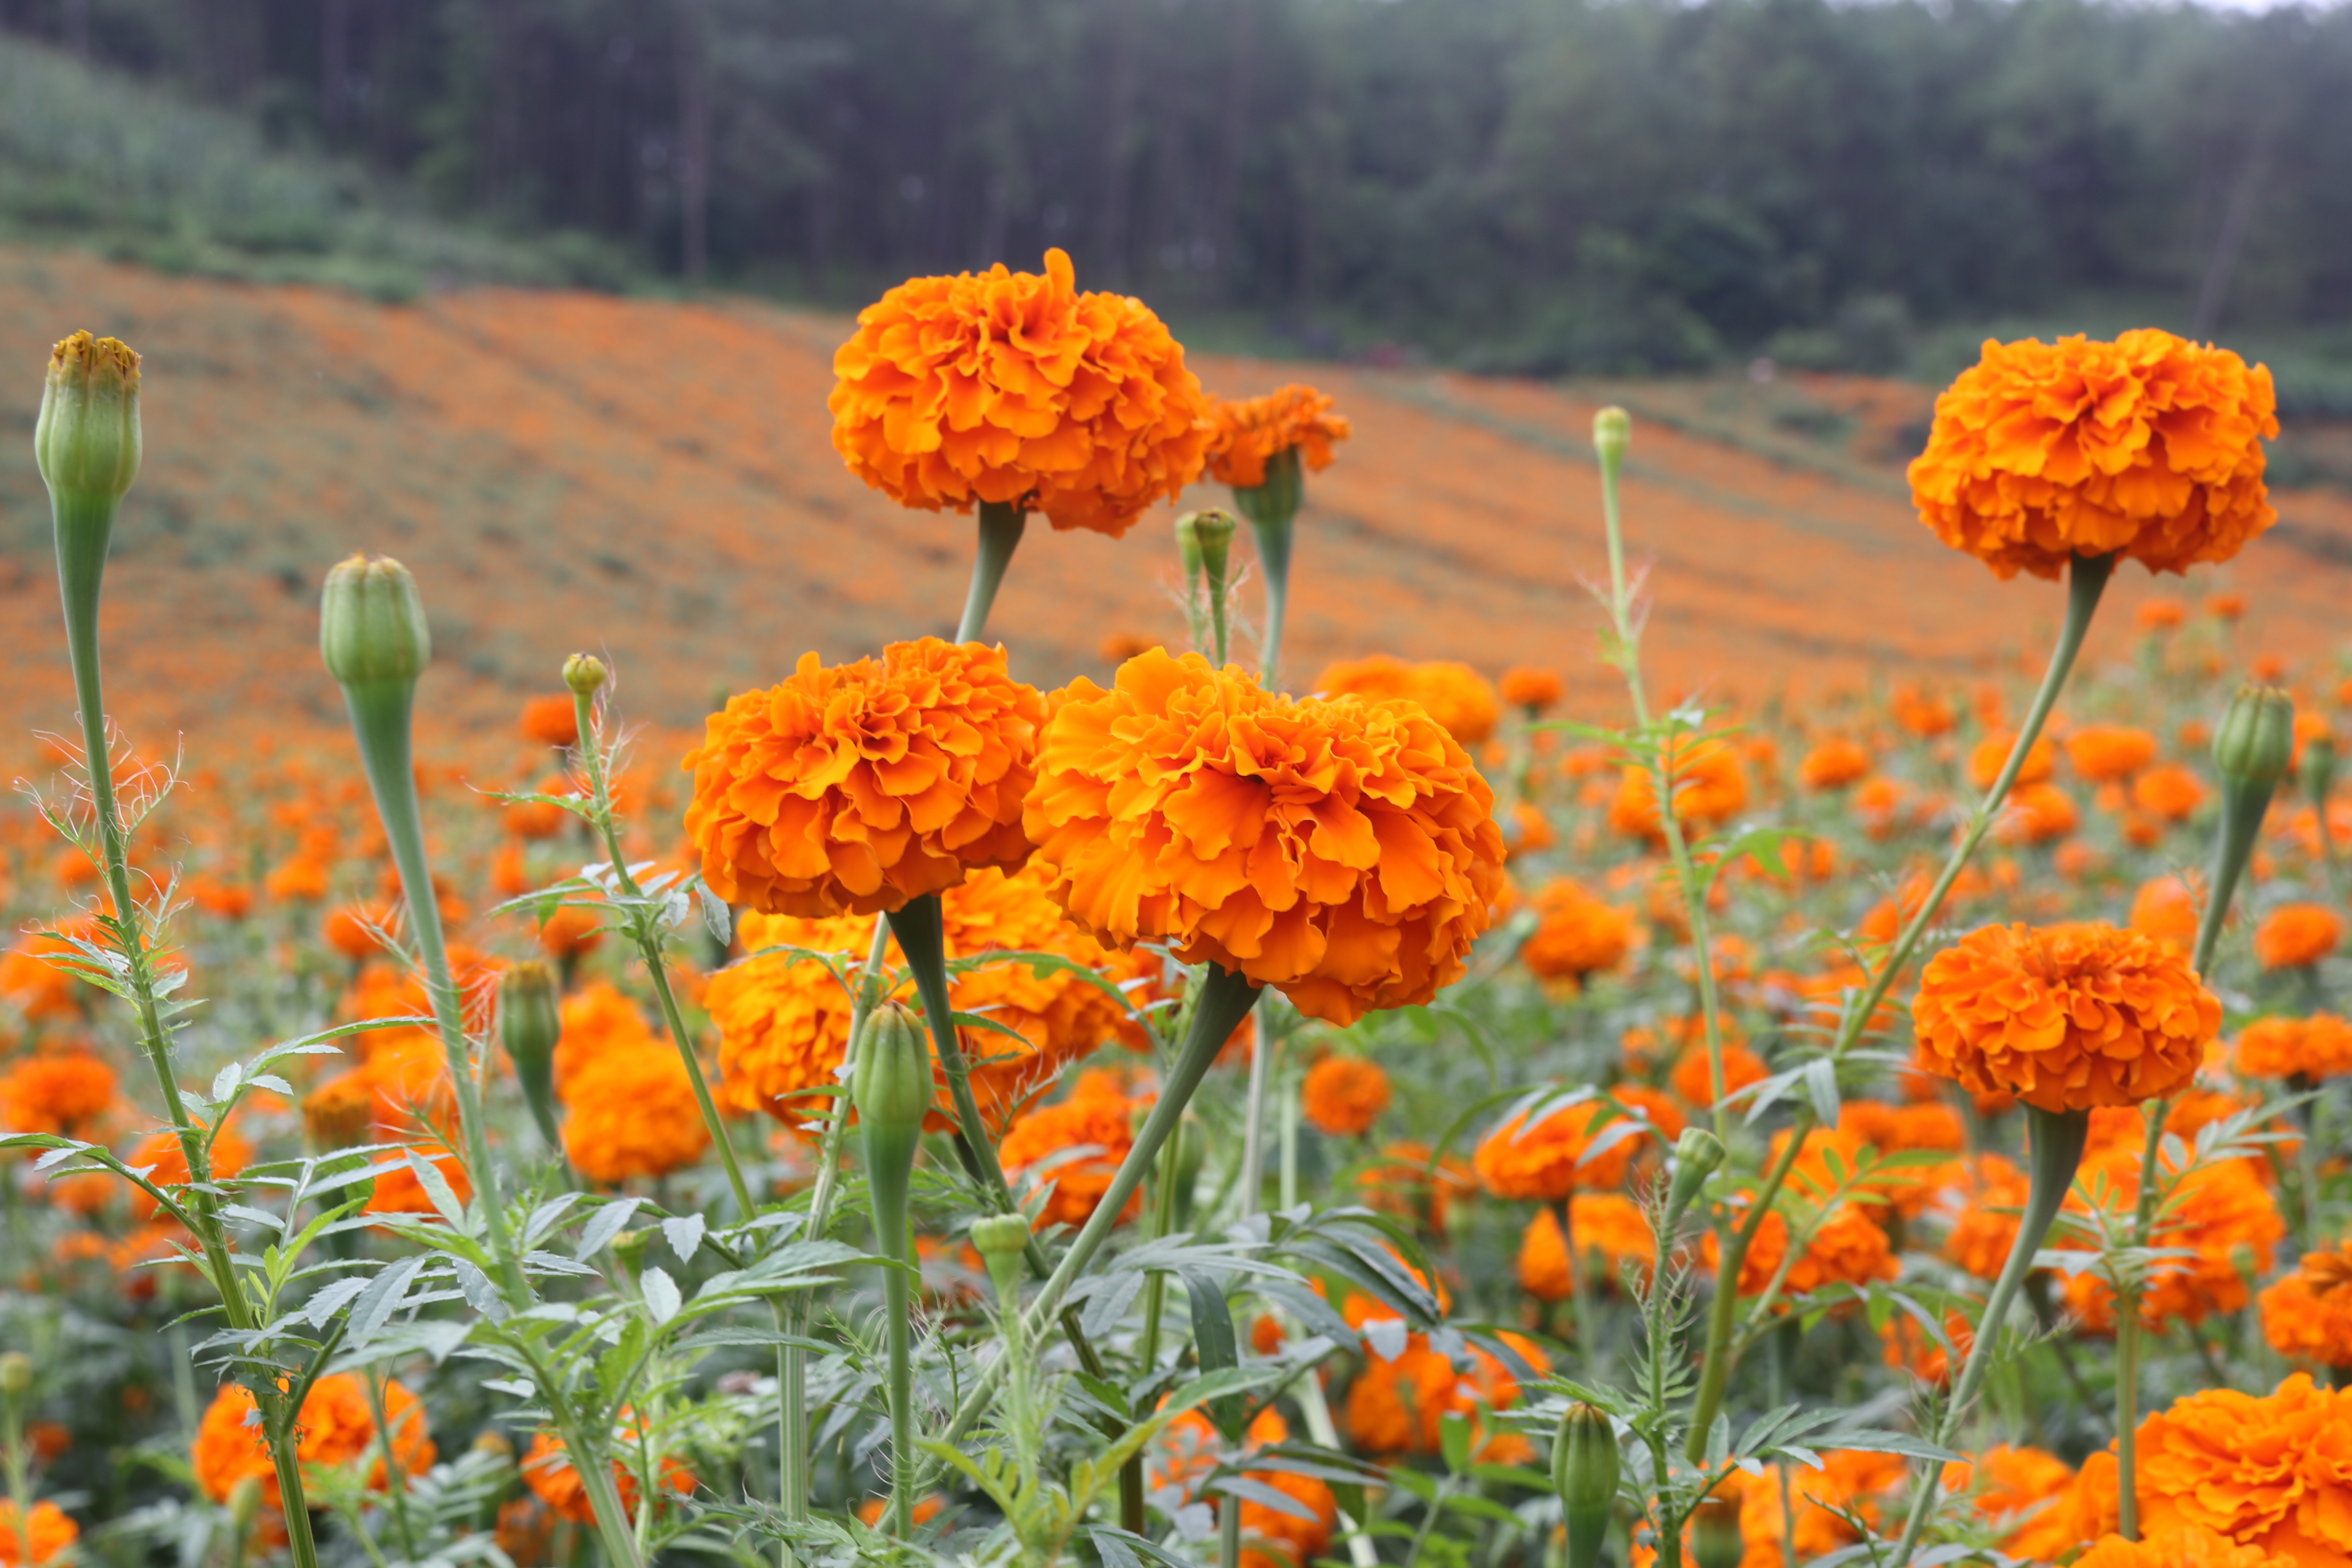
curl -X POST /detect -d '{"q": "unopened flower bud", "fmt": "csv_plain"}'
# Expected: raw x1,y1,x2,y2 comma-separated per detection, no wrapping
1177,509,1237,585
0,1351,31,1397
35,331,142,505
1665,1127,1727,1224
970,1213,1032,1260
563,653,607,696
300,1075,373,1153
2306,730,2337,807
1592,407,1632,469
2213,685,2294,789
320,554,431,691
1551,1404,1621,1568
611,1228,649,1275
1690,1494,1744,1568
500,960,564,1152
855,1002,933,1259
226,1473,266,1534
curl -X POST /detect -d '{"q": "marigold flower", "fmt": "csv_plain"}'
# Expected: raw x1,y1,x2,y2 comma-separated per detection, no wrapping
1500,666,1564,713
2260,1254,2352,1370
828,248,1210,536
1355,1141,1472,1236
1475,1097,1650,1200
1518,1193,1656,1299
1721,1450,1907,1568
998,1070,1142,1228
1941,1152,2031,1280
1908,331,2278,580
1799,738,1872,791
2078,1527,2297,1568
1911,921,2217,1112
1936,1445,2082,1562
1704,1196,1896,1302
364,1146,475,1217
1313,655,1501,747
1342,1298,1545,1462
519,694,579,749
2132,872,2206,952
2235,1014,2352,1081
522,1420,696,1525
1205,384,1351,491
0,1050,119,1135
0,1500,77,1567
1520,880,1634,985
1609,738,1749,840
322,902,393,962
1669,1041,1767,1109
1894,685,1958,738
2253,904,2342,970
193,1375,435,1508
536,905,603,961
1997,780,2080,843
685,640,1044,918
1152,1407,1337,1568
1969,732,2057,790
1302,1055,1390,1136
2068,725,2161,782
126,1125,252,1217
1026,650,1503,1026
2060,1146,2283,1330
2126,1373,2352,1565
562,1047,711,1186
1881,1309,1975,1385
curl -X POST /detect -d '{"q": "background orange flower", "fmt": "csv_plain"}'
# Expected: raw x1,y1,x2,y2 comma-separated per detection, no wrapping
1206,384,1351,489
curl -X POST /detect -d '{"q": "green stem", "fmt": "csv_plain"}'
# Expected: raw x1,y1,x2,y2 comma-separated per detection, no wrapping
1239,1019,1275,1217
2193,772,2275,979
1683,1132,1807,1463
1220,1471,1244,1568
365,1373,420,1562
2116,1098,2170,1542
1890,1105,2091,1561
877,1200,916,1535
932,967,1260,1455
959,501,1028,643
1233,451,1298,685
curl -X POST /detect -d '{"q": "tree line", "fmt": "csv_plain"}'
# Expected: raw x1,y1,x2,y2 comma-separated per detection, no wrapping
6,0,2349,372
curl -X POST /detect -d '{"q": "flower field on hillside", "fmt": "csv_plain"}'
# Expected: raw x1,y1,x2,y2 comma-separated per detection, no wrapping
3,256,2351,1568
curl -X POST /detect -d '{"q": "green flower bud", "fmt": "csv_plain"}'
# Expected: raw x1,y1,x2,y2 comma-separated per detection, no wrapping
2305,730,2337,807
0,1350,31,1398
35,331,141,505
226,1473,266,1534
611,1228,650,1275
320,554,431,691
1592,406,1632,469
1690,1494,1744,1568
855,1002,932,1260
500,960,564,1152
1665,1126,1727,1224
1551,1404,1620,1568
2213,685,2294,789
970,1213,1032,1260
564,653,608,696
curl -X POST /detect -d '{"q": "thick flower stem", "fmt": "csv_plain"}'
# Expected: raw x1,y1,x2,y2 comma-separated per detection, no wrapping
1684,551,2114,1456
1890,1105,2091,1562
959,501,1028,643
1234,447,1300,684
932,967,1261,1455
1683,1131,1808,1463
2193,771,2277,979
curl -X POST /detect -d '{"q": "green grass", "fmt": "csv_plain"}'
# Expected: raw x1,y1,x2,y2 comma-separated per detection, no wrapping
0,35,638,300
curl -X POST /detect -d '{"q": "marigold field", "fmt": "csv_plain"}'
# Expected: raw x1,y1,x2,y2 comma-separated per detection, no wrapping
5,246,2352,1568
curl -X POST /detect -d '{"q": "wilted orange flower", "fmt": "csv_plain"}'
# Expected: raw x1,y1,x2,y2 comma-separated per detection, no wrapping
563,1046,710,1186
1518,1193,1656,1298
1302,1055,1390,1136
1798,737,1872,792
1500,666,1563,713
685,639,1044,918
999,1071,1142,1228
828,248,1210,536
0,1050,119,1135
1475,1097,1650,1200
2260,1250,2352,1369
522,1418,696,1525
0,1500,78,1567
1313,656,1502,747
2254,904,2342,970
1908,331,2278,580
2068,725,2160,781
1610,738,1749,840
1520,879,1634,985
193,1375,435,1507
1705,1195,1897,1302
1912,922,2217,1112
2060,1146,2283,1329
1024,649,1503,1027
2126,1374,2352,1565
2235,1014,2352,1081
1205,384,1351,490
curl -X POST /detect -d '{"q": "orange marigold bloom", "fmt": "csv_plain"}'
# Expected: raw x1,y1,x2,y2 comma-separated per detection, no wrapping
1670,1041,1767,1109
1518,1193,1656,1299
2133,872,2206,950
1499,665,1564,713
563,1046,710,1186
364,1146,475,1217
1911,922,2217,1112
1475,1097,1651,1200
2260,1255,2352,1370
1969,732,2057,790
1725,1450,1908,1568
1799,738,1872,791
2135,763,2208,823
1894,685,1958,738
2235,1014,2352,1081
1941,1444,2081,1563
2059,1144,2283,1331
522,1420,696,1525
1882,1309,1975,1385
1024,649,1504,1026
2078,1527,2297,1568
1302,1055,1390,1136
2139,597,2190,631
1205,384,1351,490
193,1375,435,1508
0,1500,78,1567
999,1070,1142,1229
1941,1152,2031,1280
1907,331,2278,580
519,694,579,749
128,1124,253,1217
0,1050,119,1135
1520,879,1634,985
536,905,603,961
1704,1197,1897,1302
322,902,393,962
828,247,1210,536
1997,780,2079,843
1313,656,1501,747
2128,1374,2352,1566
685,639,1044,918
2254,904,2342,970
2068,725,2161,782
1342,1298,1546,1462
1609,738,1749,840
1355,1141,1473,1236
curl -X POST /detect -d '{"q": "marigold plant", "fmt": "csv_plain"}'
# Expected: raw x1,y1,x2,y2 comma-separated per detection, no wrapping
1204,384,1351,490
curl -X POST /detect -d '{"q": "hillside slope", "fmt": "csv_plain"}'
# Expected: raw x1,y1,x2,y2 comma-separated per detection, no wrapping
3,248,2349,761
